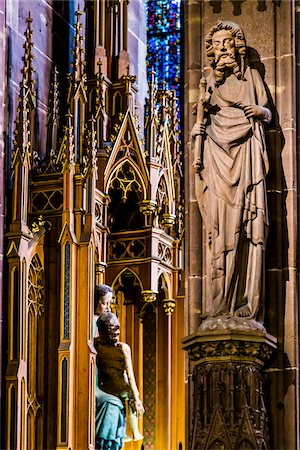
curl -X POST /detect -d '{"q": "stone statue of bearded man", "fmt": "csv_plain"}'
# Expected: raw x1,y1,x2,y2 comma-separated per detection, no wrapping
191,21,271,326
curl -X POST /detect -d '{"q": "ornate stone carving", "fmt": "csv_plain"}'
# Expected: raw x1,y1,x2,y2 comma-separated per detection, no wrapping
191,21,272,324
183,330,277,450
108,238,146,260
163,299,175,316
139,200,157,216
158,242,173,264
142,290,157,303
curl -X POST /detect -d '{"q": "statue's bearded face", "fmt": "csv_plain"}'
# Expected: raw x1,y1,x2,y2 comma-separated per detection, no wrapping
210,29,242,85
212,30,236,63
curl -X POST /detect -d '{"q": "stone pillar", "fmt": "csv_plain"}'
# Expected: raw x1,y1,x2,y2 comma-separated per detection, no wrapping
183,328,277,450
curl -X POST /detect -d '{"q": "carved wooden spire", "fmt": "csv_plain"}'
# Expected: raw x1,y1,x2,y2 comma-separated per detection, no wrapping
57,110,75,167
149,66,157,120
157,81,170,124
11,14,37,226
71,7,86,84
47,66,60,155
12,13,36,170
96,58,104,111
145,66,158,160
21,13,35,92
83,115,97,175
121,64,136,112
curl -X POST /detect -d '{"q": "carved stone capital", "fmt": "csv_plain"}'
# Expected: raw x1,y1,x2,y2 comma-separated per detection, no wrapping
161,213,176,229
182,329,277,366
139,200,157,215
163,299,175,316
141,290,157,303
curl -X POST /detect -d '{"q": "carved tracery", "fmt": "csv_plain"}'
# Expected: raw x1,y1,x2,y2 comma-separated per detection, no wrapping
27,254,45,450
108,162,144,231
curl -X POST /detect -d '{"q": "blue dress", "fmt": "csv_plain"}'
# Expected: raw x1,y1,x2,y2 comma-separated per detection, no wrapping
94,317,126,450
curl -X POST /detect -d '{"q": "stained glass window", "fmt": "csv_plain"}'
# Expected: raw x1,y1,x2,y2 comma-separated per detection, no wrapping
146,0,182,107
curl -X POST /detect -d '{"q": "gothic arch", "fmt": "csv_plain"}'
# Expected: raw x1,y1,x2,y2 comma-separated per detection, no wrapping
104,109,149,191
157,270,171,300
106,160,146,232
106,159,147,200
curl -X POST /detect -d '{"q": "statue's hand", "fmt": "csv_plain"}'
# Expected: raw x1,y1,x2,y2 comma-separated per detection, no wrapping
242,104,271,122
191,123,206,140
134,399,145,417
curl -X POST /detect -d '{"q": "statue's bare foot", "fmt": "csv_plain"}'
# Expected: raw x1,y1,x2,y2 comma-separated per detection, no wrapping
234,304,251,317
133,433,144,441
124,435,132,442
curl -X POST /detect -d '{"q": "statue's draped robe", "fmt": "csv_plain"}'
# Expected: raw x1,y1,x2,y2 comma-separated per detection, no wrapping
196,68,270,318
94,317,126,450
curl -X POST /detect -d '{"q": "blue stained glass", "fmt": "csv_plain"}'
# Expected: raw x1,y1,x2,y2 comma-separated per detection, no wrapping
147,0,182,111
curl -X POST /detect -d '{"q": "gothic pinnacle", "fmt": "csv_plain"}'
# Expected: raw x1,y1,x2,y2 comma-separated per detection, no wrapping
72,6,86,83
96,58,104,109
21,12,35,92
47,66,60,154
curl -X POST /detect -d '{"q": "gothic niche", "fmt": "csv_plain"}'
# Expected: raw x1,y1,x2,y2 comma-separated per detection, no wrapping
113,269,142,308
108,162,145,232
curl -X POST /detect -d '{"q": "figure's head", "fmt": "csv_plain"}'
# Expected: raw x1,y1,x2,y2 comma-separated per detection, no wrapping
205,21,246,85
94,284,113,316
97,312,120,345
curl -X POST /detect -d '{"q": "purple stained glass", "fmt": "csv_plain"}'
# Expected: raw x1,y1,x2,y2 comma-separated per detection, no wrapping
147,0,181,109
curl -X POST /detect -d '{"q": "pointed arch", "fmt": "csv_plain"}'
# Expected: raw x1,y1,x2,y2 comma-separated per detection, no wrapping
157,270,171,300
104,108,149,191
107,160,146,232
111,267,144,314
106,159,147,200
112,266,144,290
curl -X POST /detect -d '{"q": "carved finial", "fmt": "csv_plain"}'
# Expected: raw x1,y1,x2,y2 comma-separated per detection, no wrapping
57,109,75,165
157,82,170,123
47,66,60,154
96,58,104,109
149,66,157,118
21,12,35,92
71,7,86,83
121,67,136,112
83,115,97,174
12,14,37,171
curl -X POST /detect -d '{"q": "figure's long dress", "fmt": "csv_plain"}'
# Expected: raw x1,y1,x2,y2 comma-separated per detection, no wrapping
195,68,270,318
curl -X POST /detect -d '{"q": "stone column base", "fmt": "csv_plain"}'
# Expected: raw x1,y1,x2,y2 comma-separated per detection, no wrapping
182,328,277,450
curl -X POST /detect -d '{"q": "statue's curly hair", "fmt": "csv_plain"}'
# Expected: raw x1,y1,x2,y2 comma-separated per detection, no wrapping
205,20,247,74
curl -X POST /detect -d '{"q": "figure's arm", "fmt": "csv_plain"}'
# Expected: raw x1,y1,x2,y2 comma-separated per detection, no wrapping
241,69,272,123
242,104,272,123
120,342,145,417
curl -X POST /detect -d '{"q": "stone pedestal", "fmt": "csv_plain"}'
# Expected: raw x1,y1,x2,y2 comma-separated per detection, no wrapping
183,327,277,450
